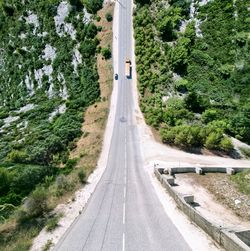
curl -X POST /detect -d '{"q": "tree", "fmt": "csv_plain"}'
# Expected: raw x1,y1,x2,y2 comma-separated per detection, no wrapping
82,0,103,14
184,92,208,113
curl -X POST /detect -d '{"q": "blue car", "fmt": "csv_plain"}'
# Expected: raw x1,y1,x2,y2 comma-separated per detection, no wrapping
115,73,118,80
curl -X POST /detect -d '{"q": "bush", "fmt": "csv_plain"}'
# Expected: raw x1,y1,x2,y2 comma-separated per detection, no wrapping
220,137,233,152
204,132,222,150
239,147,250,159
6,150,29,164
230,170,250,195
105,12,113,22
78,169,86,184
95,16,101,22
101,47,111,59
201,109,218,124
26,186,48,217
46,214,62,232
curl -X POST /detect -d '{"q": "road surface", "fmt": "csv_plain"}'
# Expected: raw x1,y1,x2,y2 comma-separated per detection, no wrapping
53,0,191,250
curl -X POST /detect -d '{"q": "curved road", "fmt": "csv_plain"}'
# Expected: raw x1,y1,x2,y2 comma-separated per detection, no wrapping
54,0,191,250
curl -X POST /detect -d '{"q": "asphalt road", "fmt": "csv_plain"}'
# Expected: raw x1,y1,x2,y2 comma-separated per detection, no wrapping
53,1,191,250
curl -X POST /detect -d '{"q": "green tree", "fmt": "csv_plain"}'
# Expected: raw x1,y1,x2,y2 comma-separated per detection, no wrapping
82,0,103,14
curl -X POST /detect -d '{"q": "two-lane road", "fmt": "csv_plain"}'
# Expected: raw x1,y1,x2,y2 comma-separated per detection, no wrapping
53,0,191,250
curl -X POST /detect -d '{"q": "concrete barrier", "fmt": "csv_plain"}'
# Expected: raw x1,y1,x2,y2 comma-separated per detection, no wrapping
165,166,250,176
154,168,250,251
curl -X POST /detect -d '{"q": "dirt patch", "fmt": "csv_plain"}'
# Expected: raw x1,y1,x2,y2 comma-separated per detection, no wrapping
70,3,114,175
178,173,250,221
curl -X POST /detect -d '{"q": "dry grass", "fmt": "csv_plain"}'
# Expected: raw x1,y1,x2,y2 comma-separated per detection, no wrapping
70,3,114,176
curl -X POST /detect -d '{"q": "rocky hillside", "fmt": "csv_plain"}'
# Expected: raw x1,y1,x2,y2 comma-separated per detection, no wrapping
0,0,102,165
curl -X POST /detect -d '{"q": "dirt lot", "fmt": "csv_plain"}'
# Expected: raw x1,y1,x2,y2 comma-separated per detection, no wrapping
193,173,250,221
175,173,250,222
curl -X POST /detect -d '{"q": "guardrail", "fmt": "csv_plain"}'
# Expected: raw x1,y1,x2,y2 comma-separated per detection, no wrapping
155,168,250,251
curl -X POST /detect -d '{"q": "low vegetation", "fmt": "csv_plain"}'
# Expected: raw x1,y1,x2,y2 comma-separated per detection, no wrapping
230,170,250,195
134,0,249,153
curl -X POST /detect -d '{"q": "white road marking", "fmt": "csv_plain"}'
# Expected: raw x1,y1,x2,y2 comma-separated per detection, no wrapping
122,232,125,251
123,202,126,224
123,186,126,199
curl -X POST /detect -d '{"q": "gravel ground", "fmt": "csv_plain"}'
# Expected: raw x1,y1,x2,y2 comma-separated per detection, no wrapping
189,173,250,221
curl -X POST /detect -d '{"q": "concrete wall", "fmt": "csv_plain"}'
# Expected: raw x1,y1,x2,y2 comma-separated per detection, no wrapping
236,231,250,247
164,167,250,175
154,168,250,251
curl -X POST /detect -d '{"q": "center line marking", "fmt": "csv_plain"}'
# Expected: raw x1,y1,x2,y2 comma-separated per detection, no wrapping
122,233,125,251
123,202,126,224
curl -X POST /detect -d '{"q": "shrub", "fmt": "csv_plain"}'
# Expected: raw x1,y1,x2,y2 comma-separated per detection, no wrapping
6,150,29,164
42,239,53,251
46,214,63,232
201,109,218,124
24,186,48,218
65,158,78,169
105,12,113,22
78,169,86,184
220,137,233,152
239,147,250,159
101,47,111,59
230,170,250,195
95,16,101,22
204,132,222,150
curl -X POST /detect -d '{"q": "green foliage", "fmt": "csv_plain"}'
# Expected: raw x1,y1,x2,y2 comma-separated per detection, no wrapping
239,147,250,159
156,7,182,41
82,0,103,14
204,132,223,150
0,203,17,222
105,12,112,22
174,79,188,93
42,239,53,251
46,213,62,232
0,168,9,196
184,92,208,113
101,47,111,59
6,150,29,164
201,109,218,123
0,0,101,169
220,137,233,152
78,169,86,184
23,186,49,218
134,0,250,152
230,170,250,195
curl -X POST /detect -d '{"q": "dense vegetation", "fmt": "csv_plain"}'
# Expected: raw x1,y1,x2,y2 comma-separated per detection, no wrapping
134,0,249,153
0,0,103,220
